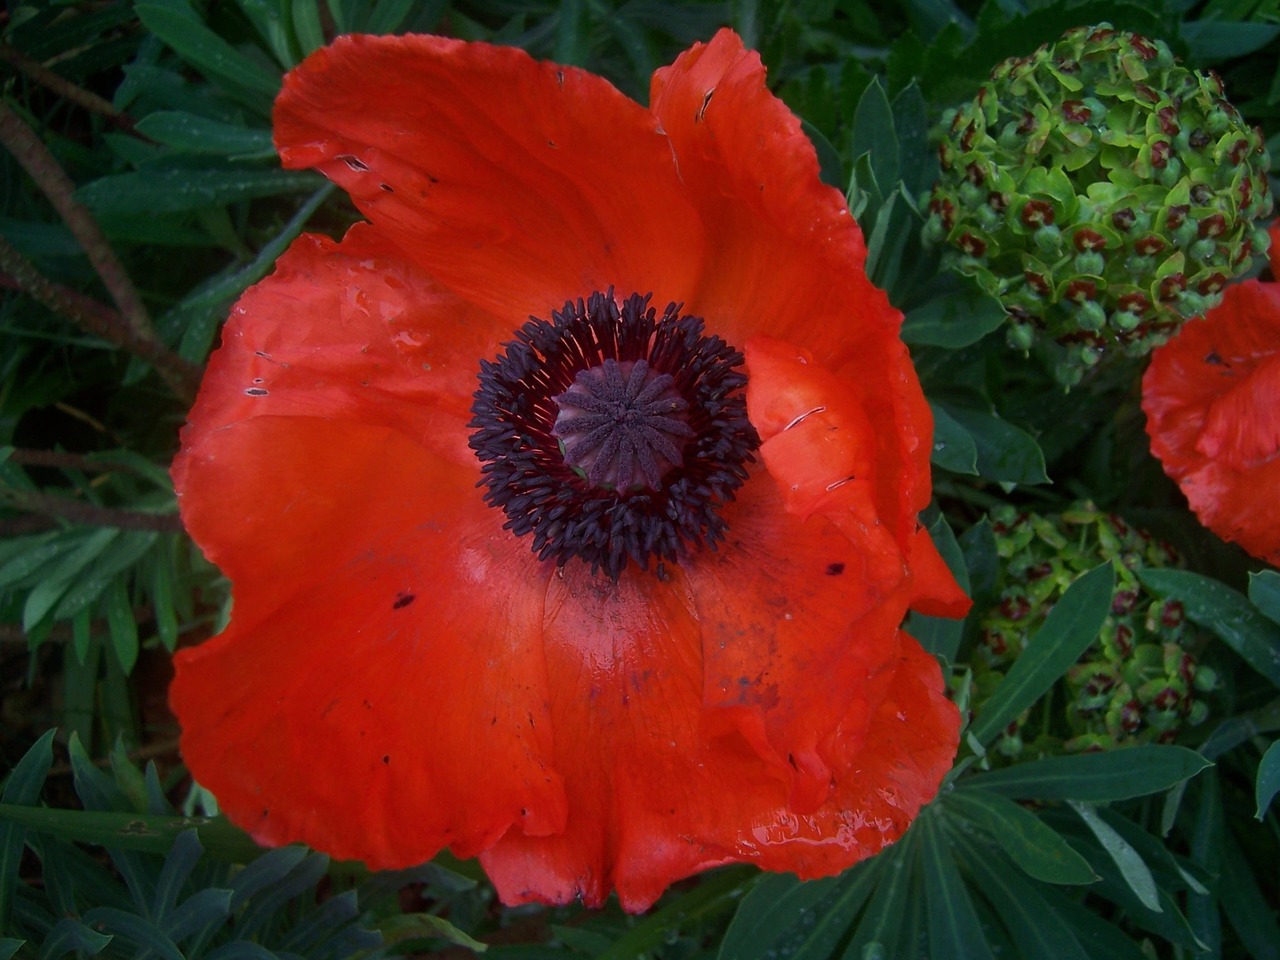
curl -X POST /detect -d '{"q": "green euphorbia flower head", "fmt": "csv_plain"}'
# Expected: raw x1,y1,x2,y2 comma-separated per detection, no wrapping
968,503,1215,762
924,23,1273,383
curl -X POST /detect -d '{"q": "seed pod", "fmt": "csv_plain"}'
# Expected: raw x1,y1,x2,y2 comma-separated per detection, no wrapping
924,24,1273,382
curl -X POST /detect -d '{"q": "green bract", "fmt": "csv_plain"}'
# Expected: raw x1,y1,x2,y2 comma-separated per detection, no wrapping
970,504,1215,761
924,23,1273,382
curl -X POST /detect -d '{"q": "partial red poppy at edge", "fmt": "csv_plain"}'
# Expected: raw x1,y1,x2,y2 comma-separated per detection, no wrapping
169,29,970,912
1143,273,1280,565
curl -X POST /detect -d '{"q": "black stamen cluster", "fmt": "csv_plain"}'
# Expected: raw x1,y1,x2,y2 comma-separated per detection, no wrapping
468,290,760,580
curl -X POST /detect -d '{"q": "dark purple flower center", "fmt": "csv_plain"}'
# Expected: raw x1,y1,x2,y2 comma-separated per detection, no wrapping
552,358,694,490
469,290,759,580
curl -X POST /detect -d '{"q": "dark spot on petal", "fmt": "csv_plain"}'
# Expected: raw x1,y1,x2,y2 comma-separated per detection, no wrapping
1205,351,1224,365
380,183,394,192
382,755,390,764
392,592,416,609
244,387,269,397
338,154,369,171
826,562,845,576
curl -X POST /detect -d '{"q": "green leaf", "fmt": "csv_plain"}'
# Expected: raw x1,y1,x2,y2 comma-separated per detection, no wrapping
104,579,140,675
78,168,320,217
81,907,184,960
40,918,114,958
364,0,420,34
890,82,935,199
919,813,995,960
943,405,1050,486
719,866,881,960
944,789,1095,885
0,805,266,862
54,531,159,622
901,275,1008,348
596,867,754,960
0,939,22,960
380,913,487,952
133,112,275,158
136,1,280,99
964,746,1212,802
844,832,918,959
1256,740,1280,820
928,401,979,475
1140,569,1280,689
1,730,56,935
1182,20,1280,62
850,79,899,209
1249,569,1280,625
1068,802,1160,913
1221,828,1280,960
22,529,120,631
969,563,1113,745
948,828,1092,960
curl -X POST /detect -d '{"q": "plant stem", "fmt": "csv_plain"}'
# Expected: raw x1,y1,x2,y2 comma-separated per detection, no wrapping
0,100,198,401
0,237,201,387
0,488,183,532
0,43,137,132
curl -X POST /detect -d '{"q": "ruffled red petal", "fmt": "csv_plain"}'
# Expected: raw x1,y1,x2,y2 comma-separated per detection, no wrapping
273,34,704,325
1143,278,1280,563
648,31,899,374
480,529,958,911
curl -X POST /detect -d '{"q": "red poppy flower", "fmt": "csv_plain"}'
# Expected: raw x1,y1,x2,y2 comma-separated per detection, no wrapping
1143,276,1280,564
169,29,969,911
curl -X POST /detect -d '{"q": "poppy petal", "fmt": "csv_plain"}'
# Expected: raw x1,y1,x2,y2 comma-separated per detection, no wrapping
648,30,898,373
177,222,505,476
274,34,703,323
1143,278,1280,563
479,552,958,912
743,334,965,611
171,415,565,866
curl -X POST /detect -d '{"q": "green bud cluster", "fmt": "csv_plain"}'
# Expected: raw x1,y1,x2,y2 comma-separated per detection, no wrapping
968,503,1214,762
923,23,1273,384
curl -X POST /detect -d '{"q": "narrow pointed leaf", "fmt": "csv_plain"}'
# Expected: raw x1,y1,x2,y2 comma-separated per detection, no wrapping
969,563,1114,745
1256,740,1280,819
843,833,918,959
1069,802,1161,912
135,2,280,99
1,730,56,935
38,917,112,958
964,745,1211,801
1250,570,1280,625
920,814,995,960
945,789,1095,884
1140,569,1280,688
948,828,1091,960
